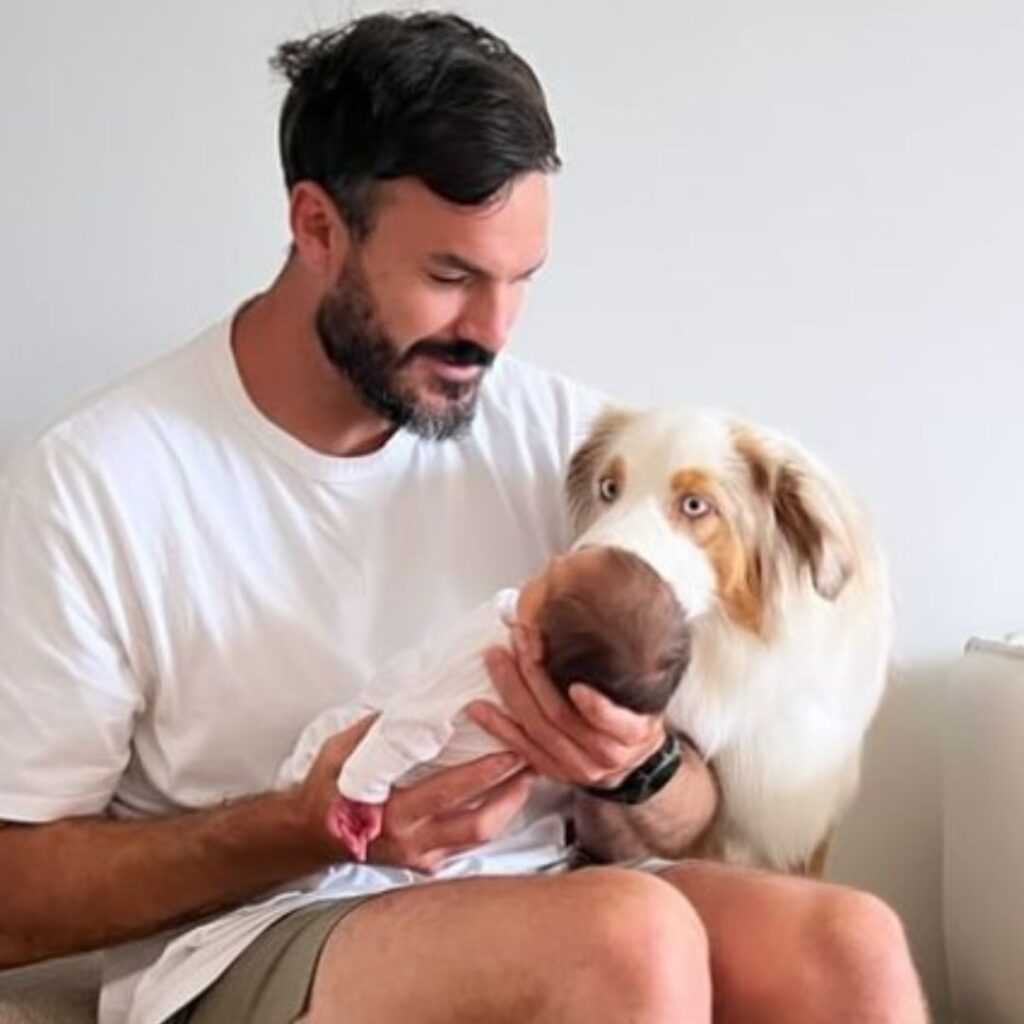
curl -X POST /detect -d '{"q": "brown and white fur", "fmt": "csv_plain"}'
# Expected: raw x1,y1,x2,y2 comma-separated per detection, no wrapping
568,407,891,875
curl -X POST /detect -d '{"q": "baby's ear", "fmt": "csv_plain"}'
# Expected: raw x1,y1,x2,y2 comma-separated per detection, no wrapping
518,621,546,665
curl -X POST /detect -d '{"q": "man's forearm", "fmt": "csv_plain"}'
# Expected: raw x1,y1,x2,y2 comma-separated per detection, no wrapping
572,739,718,863
0,789,330,968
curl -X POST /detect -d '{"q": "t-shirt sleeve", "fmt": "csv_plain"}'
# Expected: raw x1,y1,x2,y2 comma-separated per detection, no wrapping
0,479,143,821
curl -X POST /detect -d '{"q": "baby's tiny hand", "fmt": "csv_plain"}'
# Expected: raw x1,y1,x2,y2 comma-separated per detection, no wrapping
328,797,384,863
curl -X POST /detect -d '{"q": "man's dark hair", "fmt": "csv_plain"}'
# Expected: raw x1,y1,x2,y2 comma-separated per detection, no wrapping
537,548,692,715
271,12,561,237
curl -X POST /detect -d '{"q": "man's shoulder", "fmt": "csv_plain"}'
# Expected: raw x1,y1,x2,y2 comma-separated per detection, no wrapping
478,355,608,452
3,320,226,503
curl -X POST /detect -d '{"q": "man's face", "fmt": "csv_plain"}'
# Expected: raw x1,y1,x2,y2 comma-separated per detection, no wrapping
316,173,550,440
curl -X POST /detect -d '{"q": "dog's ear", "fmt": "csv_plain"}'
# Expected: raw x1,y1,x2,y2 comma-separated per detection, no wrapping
566,406,633,532
773,463,853,600
737,429,854,601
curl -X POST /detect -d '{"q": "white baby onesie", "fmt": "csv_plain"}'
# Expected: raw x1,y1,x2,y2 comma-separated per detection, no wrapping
278,589,520,801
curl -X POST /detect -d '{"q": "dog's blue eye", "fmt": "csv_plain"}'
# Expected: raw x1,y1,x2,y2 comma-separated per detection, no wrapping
680,494,712,518
598,477,619,502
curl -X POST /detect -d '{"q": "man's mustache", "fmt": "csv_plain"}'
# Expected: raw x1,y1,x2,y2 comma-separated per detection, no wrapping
403,340,495,369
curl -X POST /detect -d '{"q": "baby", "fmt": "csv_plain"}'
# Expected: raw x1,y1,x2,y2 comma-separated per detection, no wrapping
278,545,691,862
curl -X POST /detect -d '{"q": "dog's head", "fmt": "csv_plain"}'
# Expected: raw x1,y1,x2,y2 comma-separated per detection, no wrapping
567,407,858,637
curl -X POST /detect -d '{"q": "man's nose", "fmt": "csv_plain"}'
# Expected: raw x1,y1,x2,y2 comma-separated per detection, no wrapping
455,283,520,353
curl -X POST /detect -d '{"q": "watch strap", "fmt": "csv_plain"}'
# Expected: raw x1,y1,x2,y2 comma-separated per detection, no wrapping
582,731,683,805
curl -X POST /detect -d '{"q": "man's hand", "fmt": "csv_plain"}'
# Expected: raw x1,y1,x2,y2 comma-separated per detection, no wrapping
295,713,533,874
468,622,665,788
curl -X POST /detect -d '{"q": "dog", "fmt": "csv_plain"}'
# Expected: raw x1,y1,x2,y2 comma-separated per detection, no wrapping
568,407,891,874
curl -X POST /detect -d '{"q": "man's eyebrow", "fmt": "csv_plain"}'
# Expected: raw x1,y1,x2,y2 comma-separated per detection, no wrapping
427,252,547,281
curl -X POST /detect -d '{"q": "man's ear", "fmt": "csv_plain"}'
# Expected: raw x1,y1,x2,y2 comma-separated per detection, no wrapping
289,181,351,277
737,428,853,601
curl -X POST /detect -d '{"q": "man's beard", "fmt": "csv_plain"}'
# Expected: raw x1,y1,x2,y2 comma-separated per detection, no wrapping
316,260,494,441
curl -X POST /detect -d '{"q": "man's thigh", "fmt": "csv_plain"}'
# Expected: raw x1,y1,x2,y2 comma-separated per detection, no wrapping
304,867,710,1024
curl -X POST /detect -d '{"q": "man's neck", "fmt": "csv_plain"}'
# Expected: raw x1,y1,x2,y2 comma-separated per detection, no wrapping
231,273,397,458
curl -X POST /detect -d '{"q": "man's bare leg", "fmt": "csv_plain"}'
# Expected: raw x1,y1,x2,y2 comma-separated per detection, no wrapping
305,867,711,1024
662,861,929,1024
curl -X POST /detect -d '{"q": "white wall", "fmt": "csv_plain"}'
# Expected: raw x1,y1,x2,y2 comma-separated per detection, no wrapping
3,2,1022,1018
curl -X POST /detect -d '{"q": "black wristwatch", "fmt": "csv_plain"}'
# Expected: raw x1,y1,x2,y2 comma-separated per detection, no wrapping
582,732,684,805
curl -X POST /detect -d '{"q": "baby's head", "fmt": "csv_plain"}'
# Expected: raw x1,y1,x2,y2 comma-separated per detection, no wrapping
530,546,691,714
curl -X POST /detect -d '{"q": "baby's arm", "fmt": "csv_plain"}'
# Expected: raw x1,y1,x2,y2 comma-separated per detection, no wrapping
336,711,455,801
296,629,494,862
276,703,373,791
272,703,381,862
327,711,456,862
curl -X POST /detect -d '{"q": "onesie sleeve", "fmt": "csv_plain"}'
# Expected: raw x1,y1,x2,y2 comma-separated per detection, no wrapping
335,708,455,803
334,644,461,803
274,701,374,790
276,645,432,794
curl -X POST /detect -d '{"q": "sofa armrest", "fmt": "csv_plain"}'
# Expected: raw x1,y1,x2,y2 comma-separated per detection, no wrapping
944,637,1024,1024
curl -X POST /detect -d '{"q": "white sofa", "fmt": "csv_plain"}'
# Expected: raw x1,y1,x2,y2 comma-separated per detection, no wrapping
944,636,1024,1024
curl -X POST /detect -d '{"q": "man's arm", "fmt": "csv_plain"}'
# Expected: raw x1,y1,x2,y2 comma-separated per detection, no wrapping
0,792,320,968
0,716,380,967
571,736,718,862
0,718,530,969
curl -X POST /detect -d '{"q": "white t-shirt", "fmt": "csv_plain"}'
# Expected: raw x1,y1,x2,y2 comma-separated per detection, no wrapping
0,315,605,1024
280,589,521,802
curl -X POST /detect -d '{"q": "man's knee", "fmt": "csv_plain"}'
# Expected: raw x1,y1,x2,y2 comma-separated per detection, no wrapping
311,871,710,1024
570,867,707,943
562,868,711,1022
809,889,927,1022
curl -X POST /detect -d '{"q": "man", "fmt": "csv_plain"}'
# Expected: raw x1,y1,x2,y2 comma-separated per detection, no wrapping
0,12,926,1024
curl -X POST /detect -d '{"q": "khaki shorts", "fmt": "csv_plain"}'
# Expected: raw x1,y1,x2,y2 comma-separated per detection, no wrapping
165,855,669,1024
167,896,375,1024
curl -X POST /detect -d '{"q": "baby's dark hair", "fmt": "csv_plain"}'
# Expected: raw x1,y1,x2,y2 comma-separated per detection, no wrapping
270,12,560,238
536,548,691,715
